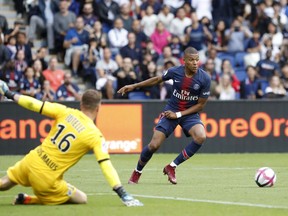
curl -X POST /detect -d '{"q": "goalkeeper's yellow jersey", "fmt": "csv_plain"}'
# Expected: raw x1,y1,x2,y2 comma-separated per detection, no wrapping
26,101,109,179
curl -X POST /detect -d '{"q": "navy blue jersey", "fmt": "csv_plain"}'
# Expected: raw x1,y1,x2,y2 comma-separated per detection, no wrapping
20,78,41,91
162,65,211,112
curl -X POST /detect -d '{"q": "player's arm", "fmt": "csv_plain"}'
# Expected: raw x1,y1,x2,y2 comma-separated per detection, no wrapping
179,97,208,116
164,97,208,119
93,143,143,207
0,80,65,119
117,75,163,96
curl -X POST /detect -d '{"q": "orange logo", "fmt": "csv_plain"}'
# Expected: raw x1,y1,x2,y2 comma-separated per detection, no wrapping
97,104,142,153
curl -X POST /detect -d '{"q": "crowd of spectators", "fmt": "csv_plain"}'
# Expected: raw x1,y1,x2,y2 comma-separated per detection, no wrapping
0,0,288,101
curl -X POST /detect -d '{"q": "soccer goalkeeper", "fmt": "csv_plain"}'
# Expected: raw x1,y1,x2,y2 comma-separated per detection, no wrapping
0,80,143,207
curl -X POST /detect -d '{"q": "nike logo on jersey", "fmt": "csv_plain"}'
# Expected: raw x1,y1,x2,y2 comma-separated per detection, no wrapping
202,91,210,95
174,80,180,83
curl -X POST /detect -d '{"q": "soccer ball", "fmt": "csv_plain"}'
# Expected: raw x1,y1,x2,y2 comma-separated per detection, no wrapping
255,167,276,187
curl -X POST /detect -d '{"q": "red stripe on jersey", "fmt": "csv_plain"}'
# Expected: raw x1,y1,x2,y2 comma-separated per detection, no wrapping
178,76,193,111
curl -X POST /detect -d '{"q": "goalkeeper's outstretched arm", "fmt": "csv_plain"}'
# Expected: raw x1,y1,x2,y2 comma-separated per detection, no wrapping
1,82,46,113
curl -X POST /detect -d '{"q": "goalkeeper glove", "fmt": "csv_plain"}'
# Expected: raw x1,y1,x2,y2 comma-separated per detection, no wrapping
0,80,16,100
113,186,143,207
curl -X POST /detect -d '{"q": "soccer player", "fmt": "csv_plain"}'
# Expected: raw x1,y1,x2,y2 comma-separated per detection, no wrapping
118,47,211,184
0,80,143,206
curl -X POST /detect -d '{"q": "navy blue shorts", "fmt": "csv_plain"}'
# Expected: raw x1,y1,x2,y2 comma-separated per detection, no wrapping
155,113,204,138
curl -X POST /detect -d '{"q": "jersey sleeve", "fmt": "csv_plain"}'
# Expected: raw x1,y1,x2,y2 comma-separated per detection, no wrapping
17,95,67,119
92,135,110,162
162,67,174,81
199,74,211,98
41,101,68,119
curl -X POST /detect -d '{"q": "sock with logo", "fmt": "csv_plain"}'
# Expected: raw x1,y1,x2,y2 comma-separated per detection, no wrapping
136,145,154,172
172,141,202,166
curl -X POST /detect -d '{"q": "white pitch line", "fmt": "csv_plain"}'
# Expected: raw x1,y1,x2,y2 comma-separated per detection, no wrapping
86,193,288,210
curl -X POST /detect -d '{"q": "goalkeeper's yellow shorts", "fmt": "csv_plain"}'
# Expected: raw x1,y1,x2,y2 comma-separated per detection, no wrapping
7,154,77,205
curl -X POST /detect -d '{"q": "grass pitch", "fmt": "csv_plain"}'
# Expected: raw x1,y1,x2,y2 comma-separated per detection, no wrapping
0,153,288,216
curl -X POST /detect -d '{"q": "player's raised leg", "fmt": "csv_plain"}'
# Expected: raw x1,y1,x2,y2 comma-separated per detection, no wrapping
129,130,166,184
164,124,206,184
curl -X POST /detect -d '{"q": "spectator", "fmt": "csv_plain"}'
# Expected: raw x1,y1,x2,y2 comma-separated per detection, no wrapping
191,0,212,20
204,61,219,100
141,5,159,37
262,21,283,53
81,38,103,86
16,32,33,65
156,46,180,74
32,59,45,86
36,79,56,101
150,21,171,55
212,19,228,52
142,61,160,99
203,58,218,82
169,7,191,42
6,36,17,60
81,2,98,33
42,57,65,92
225,18,252,53
244,29,261,67
131,19,148,48
90,20,109,48
63,16,90,76
19,67,41,98
0,36,10,70
157,4,174,30
120,32,142,68
53,0,77,61
34,47,48,70
95,47,119,99
240,65,263,99
14,49,28,75
184,11,213,62
27,0,59,53
4,21,23,44
0,60,22,92
264,75,286,98
279,43,288,68
118,3,134,32
215,74,236,100
96,0,120,33
252,1,271,36
260,34,280,61
280,63,288,92
206,48,222,74
220,59,240,92
140,0,161,16
0,14,8,34
163,0,185,14
271,1,287,31
256,49,280,81
56,72,82,101
168,35,183,60
113,57,139,99
107,18,128,57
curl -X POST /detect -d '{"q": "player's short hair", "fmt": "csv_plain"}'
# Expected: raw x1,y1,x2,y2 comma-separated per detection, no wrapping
184,47,198,56
81,89,102,111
